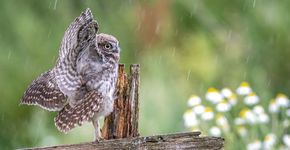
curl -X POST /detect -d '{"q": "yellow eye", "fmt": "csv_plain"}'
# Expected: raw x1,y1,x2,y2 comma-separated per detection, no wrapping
104,43,113,50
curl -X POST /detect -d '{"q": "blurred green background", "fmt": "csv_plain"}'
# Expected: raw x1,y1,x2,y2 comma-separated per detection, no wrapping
0,0,290,149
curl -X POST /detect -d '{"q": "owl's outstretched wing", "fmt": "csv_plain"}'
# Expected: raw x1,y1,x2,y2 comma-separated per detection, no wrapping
58,8,98,60
54,8,99,96
54,90,102,133
21,71,67,111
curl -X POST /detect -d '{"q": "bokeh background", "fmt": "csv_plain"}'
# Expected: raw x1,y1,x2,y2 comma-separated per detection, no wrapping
0,0,290,149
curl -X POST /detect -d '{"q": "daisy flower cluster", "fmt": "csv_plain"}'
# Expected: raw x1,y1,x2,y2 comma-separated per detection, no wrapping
183,82,290,149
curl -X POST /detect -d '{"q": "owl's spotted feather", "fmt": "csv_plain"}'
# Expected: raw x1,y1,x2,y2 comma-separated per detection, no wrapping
54,90,102,133
20,8,120,141
21,71,67,111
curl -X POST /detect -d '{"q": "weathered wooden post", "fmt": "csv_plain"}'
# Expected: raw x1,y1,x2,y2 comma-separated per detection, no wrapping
21,64,224,150
102,64,140,139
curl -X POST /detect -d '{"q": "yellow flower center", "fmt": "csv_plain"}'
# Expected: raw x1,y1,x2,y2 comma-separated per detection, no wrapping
277,93,288,99
248,92,256,97
240,81,250,87
185,109,193,114
207,87,218,93
239,108,249,118
230,94,237,99
205,107,213,112
265,135,272,141
270,99,276,104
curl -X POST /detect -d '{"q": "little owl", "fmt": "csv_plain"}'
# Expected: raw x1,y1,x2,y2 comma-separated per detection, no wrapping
20,8,120,141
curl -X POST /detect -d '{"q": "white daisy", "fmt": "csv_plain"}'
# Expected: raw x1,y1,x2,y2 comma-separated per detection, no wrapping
234,117,246,125
201,107,214,120
193,105,205,115
236,82,252,95
216,114,230,132
183,109,198,127
240,108,256,124
286,109,290,117
269,100,279,113
263,133,276,149
283,120,290,128
237,126,247,137
244,92,259,106
216,100,231,112
275,93,289,108
283,134,290,147
253,105,264,115
209,126,222,137
258,113,269,124
221,88,233,98
247,140,262,150
187,95,201,107
206,87,223,104
228,94,237,106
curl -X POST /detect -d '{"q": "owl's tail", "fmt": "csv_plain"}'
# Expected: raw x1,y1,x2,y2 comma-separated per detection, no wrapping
54,90,102,133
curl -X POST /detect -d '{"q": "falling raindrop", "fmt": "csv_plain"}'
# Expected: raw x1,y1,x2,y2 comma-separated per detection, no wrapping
134,49,139,57
214,55,219,65
171,47,176,57
51,55,57,64
155,22,161,35
253,0,256,8
48,0,52,9
187,70,191,81
266,80,271,88
227,30,232,40
136,22,141,32
7,50,11,60
47,29,52,39
246,56,250,64
175,29,179,36
190,11,194,18
243,72,247,80
53,0,58,10
158,55,162,65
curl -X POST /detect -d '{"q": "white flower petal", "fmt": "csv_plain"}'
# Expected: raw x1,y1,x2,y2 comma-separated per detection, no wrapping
209,126,221,136
193,105,205,115
221,88,233,98
183,110,198,127
187,95,201,107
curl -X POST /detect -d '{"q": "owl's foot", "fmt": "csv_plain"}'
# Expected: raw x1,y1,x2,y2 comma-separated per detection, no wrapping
92,118,104,142
94,134,104,142
94,127,104,142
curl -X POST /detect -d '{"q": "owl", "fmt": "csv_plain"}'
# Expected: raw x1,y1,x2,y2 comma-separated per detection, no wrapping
20,8,120,141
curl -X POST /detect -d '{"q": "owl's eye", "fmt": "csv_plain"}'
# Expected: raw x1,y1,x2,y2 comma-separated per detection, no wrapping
104,43,113,50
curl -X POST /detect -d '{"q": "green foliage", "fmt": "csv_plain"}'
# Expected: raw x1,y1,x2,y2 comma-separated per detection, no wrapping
0,0,290,149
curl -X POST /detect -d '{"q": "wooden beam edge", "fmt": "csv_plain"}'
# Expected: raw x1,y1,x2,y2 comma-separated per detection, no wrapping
19,132,224,150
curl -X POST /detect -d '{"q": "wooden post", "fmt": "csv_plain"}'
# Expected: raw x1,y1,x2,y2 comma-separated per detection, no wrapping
101,64,140,139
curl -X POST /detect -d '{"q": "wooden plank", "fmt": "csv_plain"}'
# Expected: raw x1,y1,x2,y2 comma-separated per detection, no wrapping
21,132,224,150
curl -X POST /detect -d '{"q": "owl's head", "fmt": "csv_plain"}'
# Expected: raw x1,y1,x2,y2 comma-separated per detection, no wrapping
96,33,120,62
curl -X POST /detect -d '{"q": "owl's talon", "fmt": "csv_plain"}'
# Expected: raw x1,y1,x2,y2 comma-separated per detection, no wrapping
94,136,104,142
